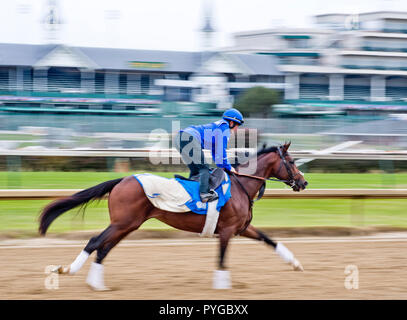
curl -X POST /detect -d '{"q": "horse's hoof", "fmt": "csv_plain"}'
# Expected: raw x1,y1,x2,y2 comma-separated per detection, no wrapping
292,259,304,272
213,270,231,290
86,262,109,291
87,283,111,292
52,265,70,274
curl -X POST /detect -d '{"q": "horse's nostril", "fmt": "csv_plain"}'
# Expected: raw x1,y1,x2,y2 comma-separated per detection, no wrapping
304,181,308,186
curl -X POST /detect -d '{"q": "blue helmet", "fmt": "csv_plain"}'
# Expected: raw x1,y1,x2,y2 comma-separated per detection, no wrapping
222,108,244,125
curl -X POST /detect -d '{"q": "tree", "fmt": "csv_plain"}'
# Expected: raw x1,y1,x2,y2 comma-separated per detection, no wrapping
234,86,281,117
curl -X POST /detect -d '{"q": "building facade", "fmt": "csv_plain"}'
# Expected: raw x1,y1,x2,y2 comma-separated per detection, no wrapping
0,43,283,115
227,11,407,108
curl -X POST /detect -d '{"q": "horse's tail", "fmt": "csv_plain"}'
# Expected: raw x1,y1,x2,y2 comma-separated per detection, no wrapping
39,177,124,235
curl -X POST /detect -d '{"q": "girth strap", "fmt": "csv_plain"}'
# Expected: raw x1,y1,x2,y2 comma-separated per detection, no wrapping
255,181,266,202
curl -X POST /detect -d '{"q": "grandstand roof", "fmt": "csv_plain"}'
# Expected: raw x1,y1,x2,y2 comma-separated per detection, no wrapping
0,43,57,66
0,43,281,75
227,53,280,75
77,47,198,72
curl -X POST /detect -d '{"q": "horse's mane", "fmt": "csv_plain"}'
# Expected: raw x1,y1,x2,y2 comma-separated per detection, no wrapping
256,144,279,157
233,143,279,168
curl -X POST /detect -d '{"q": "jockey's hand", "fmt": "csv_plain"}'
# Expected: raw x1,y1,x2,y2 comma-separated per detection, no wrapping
230,167,237,174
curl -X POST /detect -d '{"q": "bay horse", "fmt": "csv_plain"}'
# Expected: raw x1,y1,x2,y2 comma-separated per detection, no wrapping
38,142,308,290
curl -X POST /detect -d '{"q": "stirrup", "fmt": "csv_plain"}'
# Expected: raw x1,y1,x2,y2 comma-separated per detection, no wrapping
200,190,219,203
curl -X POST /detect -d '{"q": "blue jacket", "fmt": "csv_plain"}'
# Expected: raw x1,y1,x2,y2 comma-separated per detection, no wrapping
181,119,232,171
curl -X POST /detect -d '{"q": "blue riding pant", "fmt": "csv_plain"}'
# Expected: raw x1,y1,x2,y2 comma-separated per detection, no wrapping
174,131,210,194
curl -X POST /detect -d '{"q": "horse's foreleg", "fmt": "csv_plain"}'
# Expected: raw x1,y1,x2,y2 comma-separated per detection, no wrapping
213,228,234,289
240,225,303,271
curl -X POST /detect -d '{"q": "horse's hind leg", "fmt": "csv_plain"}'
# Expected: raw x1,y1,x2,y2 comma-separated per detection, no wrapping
56,222,142,291
54,225,113,275
240,224,304,271
86,221,144,291
55,218,144,282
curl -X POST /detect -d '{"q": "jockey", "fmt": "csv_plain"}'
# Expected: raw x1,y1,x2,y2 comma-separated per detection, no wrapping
175,108,244,203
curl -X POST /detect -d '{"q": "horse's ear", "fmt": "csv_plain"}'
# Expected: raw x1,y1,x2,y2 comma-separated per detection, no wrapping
283,141,291,152
262,142,267,150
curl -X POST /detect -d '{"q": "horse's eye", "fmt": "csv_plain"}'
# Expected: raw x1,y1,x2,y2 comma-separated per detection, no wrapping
289,161,295,165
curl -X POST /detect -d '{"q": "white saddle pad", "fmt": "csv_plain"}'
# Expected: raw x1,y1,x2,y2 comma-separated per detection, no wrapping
134,173,192,212
134,173,222,237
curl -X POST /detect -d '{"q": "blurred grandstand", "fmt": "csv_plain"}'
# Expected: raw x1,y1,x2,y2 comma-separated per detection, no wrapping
228,11,407,112
0,5,407,153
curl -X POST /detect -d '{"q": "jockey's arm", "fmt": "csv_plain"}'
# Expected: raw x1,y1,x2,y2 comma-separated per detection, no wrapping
213,128,232,171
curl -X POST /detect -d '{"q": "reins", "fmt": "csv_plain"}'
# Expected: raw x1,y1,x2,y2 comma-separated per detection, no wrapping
233,172,289,184
229,145,302,208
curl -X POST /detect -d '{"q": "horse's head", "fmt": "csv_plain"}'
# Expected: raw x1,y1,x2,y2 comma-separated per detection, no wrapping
270,142,308,192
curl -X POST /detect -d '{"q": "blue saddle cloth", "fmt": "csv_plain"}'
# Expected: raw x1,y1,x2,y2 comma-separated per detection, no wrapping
175,173,232,215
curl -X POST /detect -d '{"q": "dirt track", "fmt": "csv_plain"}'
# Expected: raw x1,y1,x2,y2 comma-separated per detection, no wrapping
1,235,407,300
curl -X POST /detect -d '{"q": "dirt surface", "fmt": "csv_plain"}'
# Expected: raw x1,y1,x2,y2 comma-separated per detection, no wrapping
1,235,407,300
3,226,407,241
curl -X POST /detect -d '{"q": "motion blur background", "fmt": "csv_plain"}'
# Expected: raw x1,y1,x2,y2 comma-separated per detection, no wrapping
0,0,407,235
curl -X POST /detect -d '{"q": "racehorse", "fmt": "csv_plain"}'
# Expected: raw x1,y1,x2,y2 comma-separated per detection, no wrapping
38,142,308,290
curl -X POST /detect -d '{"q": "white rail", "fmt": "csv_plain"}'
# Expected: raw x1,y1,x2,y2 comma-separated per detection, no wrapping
1,189,406,200
0,149,407,160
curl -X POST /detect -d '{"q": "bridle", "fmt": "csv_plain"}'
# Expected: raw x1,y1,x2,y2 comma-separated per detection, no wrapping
230,145,303,207
235,145,302,185
275,146,304,188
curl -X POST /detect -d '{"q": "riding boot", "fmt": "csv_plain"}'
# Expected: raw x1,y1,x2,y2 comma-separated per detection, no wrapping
199,167,218,203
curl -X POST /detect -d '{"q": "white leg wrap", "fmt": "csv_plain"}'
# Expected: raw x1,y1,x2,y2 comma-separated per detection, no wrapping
86,262,108,291
275,242,294,264
275,242,304,271
200,200,220,237
69,250,90,275
213,270,231,289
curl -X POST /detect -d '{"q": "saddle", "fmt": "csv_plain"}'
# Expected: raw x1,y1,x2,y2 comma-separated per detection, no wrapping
174,168,226,191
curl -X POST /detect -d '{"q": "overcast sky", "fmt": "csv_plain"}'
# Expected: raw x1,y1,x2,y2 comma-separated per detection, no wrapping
0,0,406,51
